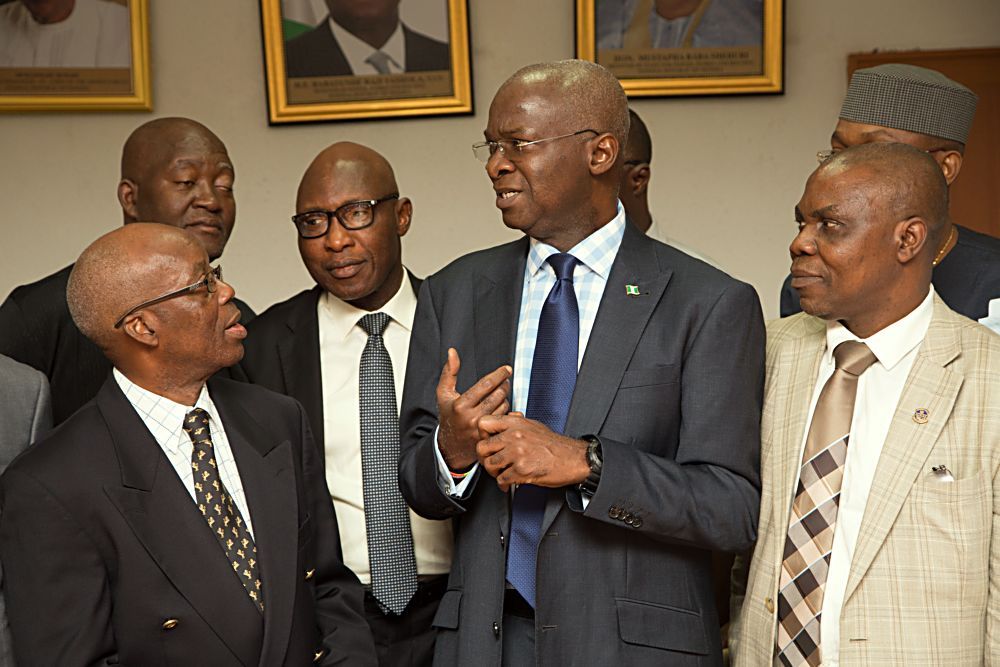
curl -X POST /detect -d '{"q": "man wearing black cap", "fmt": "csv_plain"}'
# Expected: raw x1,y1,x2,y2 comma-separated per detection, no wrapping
779,63,1000,324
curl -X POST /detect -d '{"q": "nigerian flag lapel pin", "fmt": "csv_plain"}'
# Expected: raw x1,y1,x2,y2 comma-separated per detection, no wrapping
625,284,641,296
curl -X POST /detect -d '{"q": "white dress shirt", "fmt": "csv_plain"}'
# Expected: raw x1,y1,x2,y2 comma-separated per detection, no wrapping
327,17,405,75
436,204,628,496
317,271,452,584
113,368,255,537
792,287,934,665
0,0,130,68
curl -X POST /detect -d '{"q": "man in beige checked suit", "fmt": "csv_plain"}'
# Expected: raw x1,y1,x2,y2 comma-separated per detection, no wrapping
731,142,1000,666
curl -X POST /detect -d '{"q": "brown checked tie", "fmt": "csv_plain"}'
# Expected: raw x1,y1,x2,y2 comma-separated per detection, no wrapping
184,408,264,613
776,341,877,666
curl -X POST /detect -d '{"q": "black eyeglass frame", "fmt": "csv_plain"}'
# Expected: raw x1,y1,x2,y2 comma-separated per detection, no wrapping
113,265,223,329
291,193,400,238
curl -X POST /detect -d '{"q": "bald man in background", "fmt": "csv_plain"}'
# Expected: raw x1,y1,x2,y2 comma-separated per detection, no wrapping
0,223,374,665
0,117,255,424
779,64,1000,324
239,142,451,666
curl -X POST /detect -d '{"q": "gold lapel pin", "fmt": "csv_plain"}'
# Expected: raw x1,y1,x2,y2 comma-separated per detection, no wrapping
912,408,929,424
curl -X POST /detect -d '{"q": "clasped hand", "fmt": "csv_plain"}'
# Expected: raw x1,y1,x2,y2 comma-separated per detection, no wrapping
435,348,589,492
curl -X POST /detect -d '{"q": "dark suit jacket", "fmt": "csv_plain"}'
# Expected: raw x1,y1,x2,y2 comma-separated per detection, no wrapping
0,376,376,666
780,223,1000,320
0,264,256,425
236,276,421,448
284,20,450,78
398,223,765,666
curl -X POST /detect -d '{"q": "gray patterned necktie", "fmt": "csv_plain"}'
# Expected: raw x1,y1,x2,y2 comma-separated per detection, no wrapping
365,50,393,75
358,312,418,615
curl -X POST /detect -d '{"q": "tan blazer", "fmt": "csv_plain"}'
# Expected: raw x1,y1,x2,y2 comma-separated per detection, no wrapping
732,295,1000,666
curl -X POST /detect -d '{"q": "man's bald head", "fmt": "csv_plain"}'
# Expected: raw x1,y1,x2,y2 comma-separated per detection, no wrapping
820,142,950,251
499,60,630,149
117,117,236,261
295,141,411,311
68,224,204,355
297,141,398,210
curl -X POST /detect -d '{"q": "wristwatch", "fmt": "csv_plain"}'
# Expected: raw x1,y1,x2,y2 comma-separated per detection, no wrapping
578,435,603,497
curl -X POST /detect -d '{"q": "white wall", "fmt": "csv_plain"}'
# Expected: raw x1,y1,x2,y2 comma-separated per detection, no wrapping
2,1,998,318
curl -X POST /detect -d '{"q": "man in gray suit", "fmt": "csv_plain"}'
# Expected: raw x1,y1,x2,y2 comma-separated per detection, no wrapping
0,354,52,667
398,60,764,666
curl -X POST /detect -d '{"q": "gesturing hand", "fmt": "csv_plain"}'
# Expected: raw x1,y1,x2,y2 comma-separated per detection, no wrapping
436,348,512,471
476,414,590,492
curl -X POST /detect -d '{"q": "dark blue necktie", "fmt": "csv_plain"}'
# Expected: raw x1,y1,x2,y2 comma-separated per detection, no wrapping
506,252,580,608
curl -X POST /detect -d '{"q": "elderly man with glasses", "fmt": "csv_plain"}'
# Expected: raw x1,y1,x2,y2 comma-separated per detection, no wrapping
0,222,376,666
778,64,1000,326
238,141,451,667
398,59,765,666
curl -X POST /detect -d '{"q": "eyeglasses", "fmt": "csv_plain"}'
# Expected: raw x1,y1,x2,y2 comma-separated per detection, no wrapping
472,129,599,163
292,194,399,238
816,145,952,163
114,265,222,329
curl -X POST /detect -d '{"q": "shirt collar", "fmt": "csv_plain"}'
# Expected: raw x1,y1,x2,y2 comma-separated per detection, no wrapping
527,202,627,280
327,16,406,73
317,269,416,340
824,286,935,372
113,368,221,454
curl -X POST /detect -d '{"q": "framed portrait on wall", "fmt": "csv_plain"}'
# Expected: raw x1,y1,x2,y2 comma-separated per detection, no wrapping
0,0,151,112
576,0,783,97
260,0,473,124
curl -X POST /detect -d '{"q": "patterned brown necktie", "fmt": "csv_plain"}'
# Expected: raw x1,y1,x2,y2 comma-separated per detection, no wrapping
776,341,878,666
184,408,264,613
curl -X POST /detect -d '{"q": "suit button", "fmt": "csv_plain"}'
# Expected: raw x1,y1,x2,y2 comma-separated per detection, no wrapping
765,597,775,614
162,618,179,630
500,534,505,547
305,568,316,580
623,512,634,524
609,506,621,519
632,516,642,528
493,622,500,637
313,649,325,662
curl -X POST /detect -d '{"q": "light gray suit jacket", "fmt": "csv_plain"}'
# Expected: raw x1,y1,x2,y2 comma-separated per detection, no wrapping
0,354,52,667
399,223,765,665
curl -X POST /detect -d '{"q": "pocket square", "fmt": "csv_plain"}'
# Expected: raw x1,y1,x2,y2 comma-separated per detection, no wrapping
928,464,955,483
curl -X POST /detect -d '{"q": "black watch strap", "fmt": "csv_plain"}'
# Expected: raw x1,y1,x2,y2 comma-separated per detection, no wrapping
578,435,603,497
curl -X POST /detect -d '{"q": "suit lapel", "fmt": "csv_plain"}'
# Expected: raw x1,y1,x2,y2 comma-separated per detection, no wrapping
99,380,263,667
543,225,672,534
277,287,325,446
211,383,299,667
474,238,528,537
770,318,825,566
842,299,963,603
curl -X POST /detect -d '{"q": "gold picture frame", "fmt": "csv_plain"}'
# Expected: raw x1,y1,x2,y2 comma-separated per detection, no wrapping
260,0,473,124
576,0,783,97
0,0,151,112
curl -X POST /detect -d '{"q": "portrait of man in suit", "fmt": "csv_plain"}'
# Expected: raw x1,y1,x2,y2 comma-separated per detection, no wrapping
731,143,1000,666
284,0,450,78
0,223,376,665
239,142,452,666
398,59,764,666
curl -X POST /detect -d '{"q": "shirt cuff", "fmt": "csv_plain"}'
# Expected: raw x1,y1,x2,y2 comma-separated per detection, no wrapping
433,425,478,498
